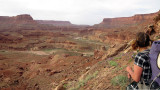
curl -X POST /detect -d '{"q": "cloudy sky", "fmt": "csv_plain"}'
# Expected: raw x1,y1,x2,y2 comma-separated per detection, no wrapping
0,0,160,25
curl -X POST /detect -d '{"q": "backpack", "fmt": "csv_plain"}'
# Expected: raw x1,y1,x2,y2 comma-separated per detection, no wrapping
149,40,160,89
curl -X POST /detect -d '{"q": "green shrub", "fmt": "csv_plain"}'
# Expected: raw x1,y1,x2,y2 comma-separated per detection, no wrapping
111,75,128,87
114,57,121,60
113,65,127,73
70,71,98,90
128,59,133,63
108,61,118,67
156,35,160,40
63,83,68,89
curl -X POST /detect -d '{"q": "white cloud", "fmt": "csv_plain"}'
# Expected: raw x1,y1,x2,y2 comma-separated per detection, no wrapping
0,0,159,25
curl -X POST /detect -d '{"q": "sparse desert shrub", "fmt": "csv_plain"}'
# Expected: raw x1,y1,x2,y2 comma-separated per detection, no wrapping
99,33,107,39
155,35,160,40
111,75,128,87
70,71,98,90
114,56,121,60
108,61,118,67
128,59,133,63
113,65,127,73
63,83,68,89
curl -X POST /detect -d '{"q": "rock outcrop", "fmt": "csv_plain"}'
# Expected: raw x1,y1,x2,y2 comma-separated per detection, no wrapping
36,20,73,26
0,14,89,31
94,11,160,28
0,14,36,24
0,14,38,31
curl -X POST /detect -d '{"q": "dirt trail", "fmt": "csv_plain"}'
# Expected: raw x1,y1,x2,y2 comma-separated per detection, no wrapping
27,51,53,55
5,50,54,55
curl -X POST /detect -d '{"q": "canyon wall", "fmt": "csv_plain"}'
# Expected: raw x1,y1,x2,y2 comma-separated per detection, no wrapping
0,14,89,31
94,11,160,28
36,20,73,26
0,14,36,24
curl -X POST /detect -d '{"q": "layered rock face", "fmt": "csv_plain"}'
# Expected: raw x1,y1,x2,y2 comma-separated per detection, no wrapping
36,20,73,26
15,14,36,24
0,14,89,31
0,14,36,24
0,14,38,31
95,11,160,28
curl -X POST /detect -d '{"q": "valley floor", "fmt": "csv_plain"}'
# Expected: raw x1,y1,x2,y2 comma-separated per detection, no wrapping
0,30,137,90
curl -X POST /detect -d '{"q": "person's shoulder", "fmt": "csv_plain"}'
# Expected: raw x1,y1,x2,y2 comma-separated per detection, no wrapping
137,49,149,55
136,50,150,60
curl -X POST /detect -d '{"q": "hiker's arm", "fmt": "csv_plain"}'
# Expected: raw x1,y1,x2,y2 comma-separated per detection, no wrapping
126,65,143,82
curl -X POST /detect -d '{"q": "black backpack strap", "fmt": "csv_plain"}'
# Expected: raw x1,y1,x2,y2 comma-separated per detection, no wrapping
150,73,160,87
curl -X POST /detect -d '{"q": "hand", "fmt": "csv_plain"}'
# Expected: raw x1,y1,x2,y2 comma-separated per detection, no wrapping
126,66,132,72
126,66,132,79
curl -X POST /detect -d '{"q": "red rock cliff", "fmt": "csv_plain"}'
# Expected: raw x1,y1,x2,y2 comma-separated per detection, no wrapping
0,14,36,24
36,20,73,26
95,11,160,28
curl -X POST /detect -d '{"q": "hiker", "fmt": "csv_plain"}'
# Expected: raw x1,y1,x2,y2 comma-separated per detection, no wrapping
126,32,152,89
148,40,160,89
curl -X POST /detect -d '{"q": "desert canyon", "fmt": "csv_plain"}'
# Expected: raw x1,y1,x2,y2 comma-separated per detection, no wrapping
0,11,160,90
